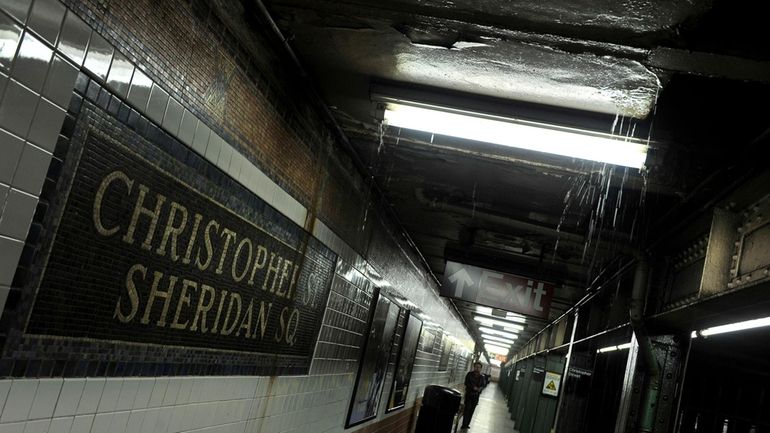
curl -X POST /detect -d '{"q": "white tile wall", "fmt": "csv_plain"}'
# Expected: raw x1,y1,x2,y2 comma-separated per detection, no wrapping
0,0,79,320
0,2,474,433
0,374,358,432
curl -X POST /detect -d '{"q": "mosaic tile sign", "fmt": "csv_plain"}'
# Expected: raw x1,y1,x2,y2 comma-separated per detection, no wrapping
27,132,336,362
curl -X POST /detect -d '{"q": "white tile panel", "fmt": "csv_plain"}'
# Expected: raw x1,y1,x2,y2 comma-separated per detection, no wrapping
191,121,211,156
204,133,222,164
56,10,90,66
69,414,94,433
162,378,181,407
96,379,122,413
108,411,129,433
215,142,232,173
43,54,79,109
0,128,25,184
137,408,158,433
0,188,38,240
76,378,105,415
0,79,38,138
147,378,167,408
0,379,38,423
153,407,172,433
21,418,49,433
11,33,53,93
0,421,25,433
115,379,139,412
27,378,62,420
82,32,112,81
47,416,74,433
175,377,194,406
53,378,84,417
90,413,112,433
123,410,145,433
26,98,65,152
11,143,51,196
0,379,11,413
132,379,154,410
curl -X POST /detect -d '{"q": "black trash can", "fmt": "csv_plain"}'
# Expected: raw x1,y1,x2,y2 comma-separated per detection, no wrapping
415,385,462,433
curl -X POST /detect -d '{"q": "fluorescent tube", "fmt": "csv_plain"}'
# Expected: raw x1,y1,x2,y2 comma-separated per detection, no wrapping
384,103,648,169
480,327,519,339
699,316,770,337
483,335,516,345
474,316,525,331
474,306,527,323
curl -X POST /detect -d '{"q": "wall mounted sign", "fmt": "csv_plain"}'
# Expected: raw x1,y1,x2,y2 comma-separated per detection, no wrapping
346,291,400,427
439,260,555,318
386,311,423,412
27,134,335,367
542,371,562,397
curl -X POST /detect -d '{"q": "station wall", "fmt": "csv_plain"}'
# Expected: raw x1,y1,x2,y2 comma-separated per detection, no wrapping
0,0,473,431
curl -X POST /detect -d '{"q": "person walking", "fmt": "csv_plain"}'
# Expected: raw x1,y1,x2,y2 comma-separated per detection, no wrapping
461,361,485,430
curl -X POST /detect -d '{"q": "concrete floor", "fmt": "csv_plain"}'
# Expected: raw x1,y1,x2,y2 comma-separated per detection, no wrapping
459,382,518,433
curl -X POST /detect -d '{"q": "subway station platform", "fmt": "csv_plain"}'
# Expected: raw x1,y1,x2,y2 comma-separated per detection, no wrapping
2,0,770,432
462,382,518,433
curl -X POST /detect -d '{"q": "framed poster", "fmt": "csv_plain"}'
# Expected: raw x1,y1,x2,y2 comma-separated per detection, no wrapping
386,311,423,412
346,291,400,427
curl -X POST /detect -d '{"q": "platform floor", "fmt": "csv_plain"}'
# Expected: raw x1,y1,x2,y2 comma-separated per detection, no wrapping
459,382,518,433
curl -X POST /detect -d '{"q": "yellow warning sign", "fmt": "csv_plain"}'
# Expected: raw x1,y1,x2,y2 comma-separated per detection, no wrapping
542,372,561,396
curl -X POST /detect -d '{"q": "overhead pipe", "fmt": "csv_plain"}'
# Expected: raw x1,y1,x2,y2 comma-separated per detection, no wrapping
629,258,660,433
414,187,637,255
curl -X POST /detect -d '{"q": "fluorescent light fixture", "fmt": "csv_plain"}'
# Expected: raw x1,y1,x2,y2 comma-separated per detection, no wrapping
483,335,516,345
483,338,512,347
485,344,509,355
480,327,519,339
691,316,770,338
384,102,648,169
474,306,527,323
474,316,525,331
597,342,633,354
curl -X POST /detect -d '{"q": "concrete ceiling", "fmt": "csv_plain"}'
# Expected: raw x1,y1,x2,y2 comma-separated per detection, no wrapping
262,0,770,358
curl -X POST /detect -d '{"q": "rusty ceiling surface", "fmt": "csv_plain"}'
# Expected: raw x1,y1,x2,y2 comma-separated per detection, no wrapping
261,0,770,357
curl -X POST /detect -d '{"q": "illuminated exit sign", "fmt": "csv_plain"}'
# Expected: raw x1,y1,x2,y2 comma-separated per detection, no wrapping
439,260,555,319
